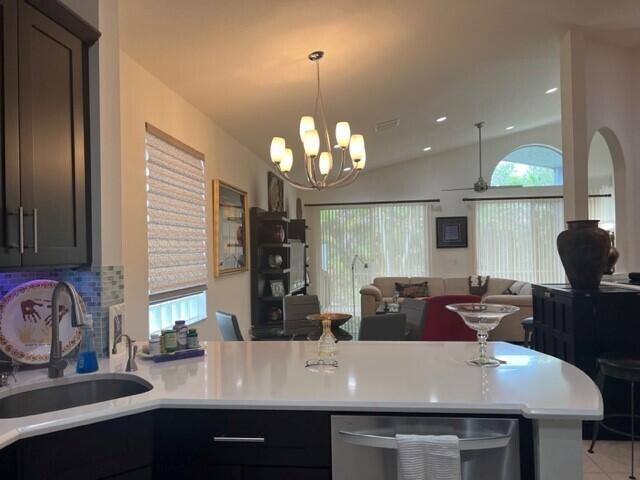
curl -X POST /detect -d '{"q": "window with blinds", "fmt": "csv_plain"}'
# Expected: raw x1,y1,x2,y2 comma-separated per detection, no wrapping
315,203,430,318
473,198,565,283
145,125,208,332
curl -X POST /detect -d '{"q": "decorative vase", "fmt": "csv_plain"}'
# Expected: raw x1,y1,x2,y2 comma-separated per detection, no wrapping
604,232,620,275
557,220,611,290
271,224,286,243
268,254,283,268
267,307,283,322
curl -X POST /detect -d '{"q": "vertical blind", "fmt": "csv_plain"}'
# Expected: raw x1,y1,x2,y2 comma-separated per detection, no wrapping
316,203,429,315
589,194,615,230
145,126,208,299
474,198,565,283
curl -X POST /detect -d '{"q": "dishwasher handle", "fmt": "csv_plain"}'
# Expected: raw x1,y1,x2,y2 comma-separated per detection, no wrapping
338,430,511,452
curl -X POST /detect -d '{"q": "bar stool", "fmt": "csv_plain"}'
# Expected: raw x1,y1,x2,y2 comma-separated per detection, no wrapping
521,317,534,348
588,353,640,480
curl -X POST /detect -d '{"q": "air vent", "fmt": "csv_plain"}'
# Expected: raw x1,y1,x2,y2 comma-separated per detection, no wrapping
375,118,400,132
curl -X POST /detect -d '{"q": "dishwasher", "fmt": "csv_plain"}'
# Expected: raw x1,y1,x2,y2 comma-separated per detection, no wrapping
331,415,521,479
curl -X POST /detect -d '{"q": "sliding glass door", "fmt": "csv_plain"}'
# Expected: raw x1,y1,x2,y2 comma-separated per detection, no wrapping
473,198,565,283
314,203,430,316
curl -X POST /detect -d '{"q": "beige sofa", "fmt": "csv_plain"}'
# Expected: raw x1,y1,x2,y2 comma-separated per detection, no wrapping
360,277,532,342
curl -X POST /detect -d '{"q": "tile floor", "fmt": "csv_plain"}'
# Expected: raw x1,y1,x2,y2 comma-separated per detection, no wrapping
583,441,639,479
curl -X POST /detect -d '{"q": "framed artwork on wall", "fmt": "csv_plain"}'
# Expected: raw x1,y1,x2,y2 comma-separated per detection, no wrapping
436,216,468,248
269,279,286,297
213,179,249,277
268,171,284,212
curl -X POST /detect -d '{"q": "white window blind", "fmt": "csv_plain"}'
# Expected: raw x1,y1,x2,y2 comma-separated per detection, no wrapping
145,125,208,300
589,194,616,231
473,198,565,283
316,203,430,316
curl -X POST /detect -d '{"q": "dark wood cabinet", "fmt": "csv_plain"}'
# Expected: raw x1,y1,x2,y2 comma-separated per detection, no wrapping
18,1,88,266
249,208,310,339
532,284,640,377
1,409,332,479
0,0,21,267
7,413,154,480
533,283,640,437
0,0,98,268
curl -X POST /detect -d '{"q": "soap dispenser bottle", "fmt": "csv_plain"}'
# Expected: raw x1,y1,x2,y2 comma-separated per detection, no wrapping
76,314,99,373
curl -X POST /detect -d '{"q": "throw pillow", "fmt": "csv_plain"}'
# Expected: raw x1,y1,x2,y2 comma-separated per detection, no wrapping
395,281,429,298
468,275,490,296
503,281,531,295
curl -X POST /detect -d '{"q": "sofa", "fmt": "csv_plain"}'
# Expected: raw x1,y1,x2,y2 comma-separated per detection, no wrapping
360,276,532,342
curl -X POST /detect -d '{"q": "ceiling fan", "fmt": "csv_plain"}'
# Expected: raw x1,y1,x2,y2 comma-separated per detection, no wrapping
442,121,522,192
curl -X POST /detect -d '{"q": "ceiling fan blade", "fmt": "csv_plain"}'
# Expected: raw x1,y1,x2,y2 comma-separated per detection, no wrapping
442,187,475,192
489,185,523,189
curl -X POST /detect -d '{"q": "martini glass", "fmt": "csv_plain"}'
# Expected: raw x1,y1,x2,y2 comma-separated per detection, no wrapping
446,303,520,367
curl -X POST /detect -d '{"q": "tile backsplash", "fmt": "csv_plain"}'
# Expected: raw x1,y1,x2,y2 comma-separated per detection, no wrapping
0,265,124,358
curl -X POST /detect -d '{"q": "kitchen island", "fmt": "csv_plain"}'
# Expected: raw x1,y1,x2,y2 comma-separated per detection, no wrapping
0,341,602,479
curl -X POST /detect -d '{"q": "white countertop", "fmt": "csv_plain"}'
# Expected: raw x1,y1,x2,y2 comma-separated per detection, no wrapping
0,341,603,450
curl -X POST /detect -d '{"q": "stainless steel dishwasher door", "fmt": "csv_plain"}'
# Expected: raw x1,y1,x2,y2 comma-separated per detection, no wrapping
331,415,521,480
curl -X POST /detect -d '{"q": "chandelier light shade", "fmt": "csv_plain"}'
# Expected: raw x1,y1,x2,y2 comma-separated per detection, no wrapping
303,129,320,157
349,134,365,161
335,122,351,148
280,148,294,172
270,137,286,164
318,152,333,176
269,51,366,190
299,116,315,141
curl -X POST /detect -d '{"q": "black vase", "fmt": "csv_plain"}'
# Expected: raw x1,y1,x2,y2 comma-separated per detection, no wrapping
557,220,611,290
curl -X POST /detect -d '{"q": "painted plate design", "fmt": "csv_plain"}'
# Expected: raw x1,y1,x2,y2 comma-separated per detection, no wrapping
0,280,83,364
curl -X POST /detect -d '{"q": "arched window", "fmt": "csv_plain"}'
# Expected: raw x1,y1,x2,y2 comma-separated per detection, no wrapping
491,144,563,187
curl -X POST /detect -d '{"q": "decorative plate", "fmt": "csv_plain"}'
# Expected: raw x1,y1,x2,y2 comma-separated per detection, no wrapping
0,280,83,364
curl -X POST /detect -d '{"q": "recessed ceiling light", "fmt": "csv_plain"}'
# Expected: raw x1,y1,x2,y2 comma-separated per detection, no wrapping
505,125,515,131
423,146,432,152
436,116,447,123
343,167,352,172
545,87,558,94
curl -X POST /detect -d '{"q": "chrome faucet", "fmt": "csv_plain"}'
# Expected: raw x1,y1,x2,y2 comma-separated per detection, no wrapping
49,281,86,378
0,359,19,387
114,334,138,372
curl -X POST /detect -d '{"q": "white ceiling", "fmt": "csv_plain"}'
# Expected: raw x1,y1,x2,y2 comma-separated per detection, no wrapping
118,0,640,171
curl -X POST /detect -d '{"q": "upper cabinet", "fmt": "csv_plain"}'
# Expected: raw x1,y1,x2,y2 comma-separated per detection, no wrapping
0,0,99,268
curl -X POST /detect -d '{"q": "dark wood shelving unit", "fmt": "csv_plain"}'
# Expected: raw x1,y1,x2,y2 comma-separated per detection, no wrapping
250,207,309,339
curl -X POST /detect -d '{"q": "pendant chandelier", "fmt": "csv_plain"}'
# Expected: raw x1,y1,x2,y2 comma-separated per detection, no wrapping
269,51,366,190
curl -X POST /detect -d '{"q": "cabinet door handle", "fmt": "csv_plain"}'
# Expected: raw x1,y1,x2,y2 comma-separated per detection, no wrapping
213,436,265,443
18,206,24,254
33,208,38,254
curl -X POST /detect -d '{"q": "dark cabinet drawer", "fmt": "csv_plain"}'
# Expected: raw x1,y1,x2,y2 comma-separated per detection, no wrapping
104,466,153,480
154,409,331,476
244,466,331,480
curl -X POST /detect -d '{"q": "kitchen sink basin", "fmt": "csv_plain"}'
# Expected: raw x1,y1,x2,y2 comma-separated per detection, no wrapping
0,373,153,418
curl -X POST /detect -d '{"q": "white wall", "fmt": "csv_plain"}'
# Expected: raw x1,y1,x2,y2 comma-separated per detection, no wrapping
561,32,639,271
302,123,561,280
120,52,297,341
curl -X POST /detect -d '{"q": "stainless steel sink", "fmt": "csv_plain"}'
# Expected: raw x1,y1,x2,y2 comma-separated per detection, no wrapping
0,373,153,418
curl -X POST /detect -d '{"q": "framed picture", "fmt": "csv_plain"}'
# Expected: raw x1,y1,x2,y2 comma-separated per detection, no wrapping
270,279,286,297
213,179,249,277
108,303,125,356
268,171,284,212
436,216,468,248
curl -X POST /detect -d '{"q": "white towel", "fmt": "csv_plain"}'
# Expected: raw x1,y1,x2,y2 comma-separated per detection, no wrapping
396,434,462,480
